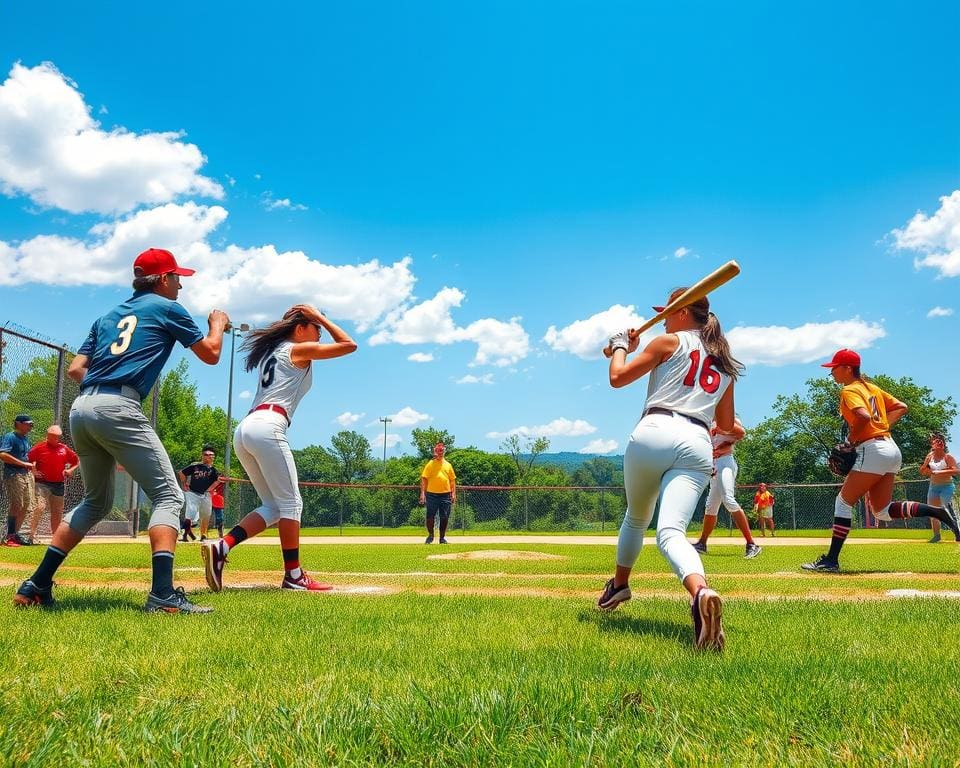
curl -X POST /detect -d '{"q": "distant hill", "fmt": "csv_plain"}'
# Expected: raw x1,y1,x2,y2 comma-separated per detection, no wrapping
531,452,624,472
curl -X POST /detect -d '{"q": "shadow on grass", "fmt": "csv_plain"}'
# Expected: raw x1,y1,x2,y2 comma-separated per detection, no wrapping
577,609,689,645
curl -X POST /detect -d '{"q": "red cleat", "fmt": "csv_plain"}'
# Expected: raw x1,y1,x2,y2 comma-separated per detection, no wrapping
281,571,333,591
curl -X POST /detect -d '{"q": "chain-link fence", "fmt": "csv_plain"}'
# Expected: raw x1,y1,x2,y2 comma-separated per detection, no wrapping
0,325,139,538
212,478,946,533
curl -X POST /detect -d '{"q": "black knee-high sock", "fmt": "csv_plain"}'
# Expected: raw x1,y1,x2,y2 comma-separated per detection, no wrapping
31,546,68,588
151,551,175,597
224,525,249,550
826,517,851,562
426,516,435,537
888,501,956,528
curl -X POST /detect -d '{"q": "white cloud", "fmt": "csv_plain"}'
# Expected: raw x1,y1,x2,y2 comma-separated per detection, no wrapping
927,306,954,318
369,287,529,367
486,417,597,440
0,62,222,214
579,439,618,455
388,406,430,427
238,390,252,400
543,304,652,360
891,190,960,278
0,202,418,329
674,246,692,259
334,411,365,427
372,433,403,450
727,319,886,366
456,373,494,385
407,352,434,363
264,195,307,212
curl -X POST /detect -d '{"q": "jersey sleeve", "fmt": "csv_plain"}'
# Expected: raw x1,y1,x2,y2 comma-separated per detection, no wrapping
447,462,456,481
180,463,197,477
66,447,79,465
420,463,430,479
840,387,868,413
0,434,14,454
879,389,900,412
77,322,98,356
165,302,204,348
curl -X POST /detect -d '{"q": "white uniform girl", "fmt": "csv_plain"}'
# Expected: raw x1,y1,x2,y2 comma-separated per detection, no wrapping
202,305,356,592
598,291,743,651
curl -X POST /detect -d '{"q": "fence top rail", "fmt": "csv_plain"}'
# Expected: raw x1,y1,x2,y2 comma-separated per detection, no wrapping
218,478,929,491
0,325,73,353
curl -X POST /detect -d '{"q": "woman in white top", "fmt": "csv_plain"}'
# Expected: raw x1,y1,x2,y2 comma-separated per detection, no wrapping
597,288,743,651
202,305,356,592
920,433,959,543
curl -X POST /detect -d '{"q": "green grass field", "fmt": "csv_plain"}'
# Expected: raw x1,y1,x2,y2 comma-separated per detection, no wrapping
3,540,960,767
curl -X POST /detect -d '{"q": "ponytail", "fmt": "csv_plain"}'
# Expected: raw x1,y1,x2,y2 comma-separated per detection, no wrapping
700,311,743,380
241,310,311,372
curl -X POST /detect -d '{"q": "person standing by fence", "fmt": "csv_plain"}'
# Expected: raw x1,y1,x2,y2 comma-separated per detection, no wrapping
420,441,456,544
803,349,960,573
597,288,743,651
210,484,225,539
1,415,37,547
13,247,229,612
753,483,775,536
27,424,79,543
178,445,222,542
920,433,959,543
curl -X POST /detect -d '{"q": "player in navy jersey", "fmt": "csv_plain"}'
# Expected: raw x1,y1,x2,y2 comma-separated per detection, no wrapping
14,248,229,613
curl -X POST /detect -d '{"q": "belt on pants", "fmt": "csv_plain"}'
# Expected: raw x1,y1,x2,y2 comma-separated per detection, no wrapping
251,403,291,425
643,407,709,432
853,435,891,447
80,383,141,400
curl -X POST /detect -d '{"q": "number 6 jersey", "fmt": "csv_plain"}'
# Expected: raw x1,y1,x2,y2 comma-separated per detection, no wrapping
642,330,732,427
250,341,312,421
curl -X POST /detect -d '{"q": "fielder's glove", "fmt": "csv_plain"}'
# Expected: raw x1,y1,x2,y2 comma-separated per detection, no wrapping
828,441,857,476
608,330,632,354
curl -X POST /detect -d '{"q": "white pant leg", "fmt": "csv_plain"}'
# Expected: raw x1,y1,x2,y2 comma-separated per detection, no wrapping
198,493,213,524
715,454,742,513
184,491,203,524
233,411,302,525
617,414,712,572
656,468,710,581
705,471,722,517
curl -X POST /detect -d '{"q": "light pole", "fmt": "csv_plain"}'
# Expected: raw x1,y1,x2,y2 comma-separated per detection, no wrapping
223,323,250,518
379,416,392,527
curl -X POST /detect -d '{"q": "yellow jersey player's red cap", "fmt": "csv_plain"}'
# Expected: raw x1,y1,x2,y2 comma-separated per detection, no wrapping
821,349,860,368
133,248,196,277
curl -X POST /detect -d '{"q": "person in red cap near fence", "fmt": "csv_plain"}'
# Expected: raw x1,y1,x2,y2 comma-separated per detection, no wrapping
14,248,229,613
802,349,960,572
201,304,357,593
27,424,79,542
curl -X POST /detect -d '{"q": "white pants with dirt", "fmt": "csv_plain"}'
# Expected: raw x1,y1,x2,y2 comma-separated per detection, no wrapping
705,453,742,516
232,409,303,526
183,491,212,525
616,412,712,582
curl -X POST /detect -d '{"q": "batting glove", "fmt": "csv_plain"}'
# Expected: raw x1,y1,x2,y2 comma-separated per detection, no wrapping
608,330,632,354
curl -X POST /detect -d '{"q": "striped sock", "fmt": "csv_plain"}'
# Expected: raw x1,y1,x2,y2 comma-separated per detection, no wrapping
283,547,301,578
223,525,249,553
826,517,851,562
31,545,68,588
151,551,175,597
887,501,954,527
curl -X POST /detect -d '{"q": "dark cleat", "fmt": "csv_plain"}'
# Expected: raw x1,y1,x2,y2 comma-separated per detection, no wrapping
13,579,55,608
597,578,632,612
801,555,840,573
144,587,213,614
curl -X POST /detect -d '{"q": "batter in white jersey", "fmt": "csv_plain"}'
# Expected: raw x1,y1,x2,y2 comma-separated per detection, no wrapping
597,288,744,651
202,304,357,593
693,417,761,558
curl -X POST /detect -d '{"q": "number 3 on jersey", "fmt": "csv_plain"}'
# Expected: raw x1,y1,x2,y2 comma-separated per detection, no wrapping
261,356,278,388
682,350,721,393
110,315,138,355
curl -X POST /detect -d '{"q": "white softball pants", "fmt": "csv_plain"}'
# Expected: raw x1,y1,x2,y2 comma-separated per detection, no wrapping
705,453,742,516
617,413,712,582
232,410,303,525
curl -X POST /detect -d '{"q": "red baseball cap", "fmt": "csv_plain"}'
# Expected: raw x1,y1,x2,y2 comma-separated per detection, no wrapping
133,248,195,277
821,349,861,368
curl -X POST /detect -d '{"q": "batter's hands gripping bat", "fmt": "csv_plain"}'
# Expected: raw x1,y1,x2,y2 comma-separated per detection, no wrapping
602,260,741,358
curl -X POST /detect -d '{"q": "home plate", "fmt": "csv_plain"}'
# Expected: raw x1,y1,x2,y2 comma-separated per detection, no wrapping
887,589,960,599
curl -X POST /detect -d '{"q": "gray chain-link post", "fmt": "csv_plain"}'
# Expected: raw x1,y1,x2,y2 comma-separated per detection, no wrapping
600,488,605,532
460,489,466,533
790,489,796,531
54,347,65,425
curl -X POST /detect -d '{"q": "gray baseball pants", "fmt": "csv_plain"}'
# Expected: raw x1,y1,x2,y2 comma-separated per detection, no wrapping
64,392,184,534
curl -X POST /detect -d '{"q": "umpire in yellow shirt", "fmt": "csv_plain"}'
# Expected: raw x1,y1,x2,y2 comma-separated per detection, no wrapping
420,442,456,544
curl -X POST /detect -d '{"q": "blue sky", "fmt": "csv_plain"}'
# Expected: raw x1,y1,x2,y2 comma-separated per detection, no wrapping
1,2,959,457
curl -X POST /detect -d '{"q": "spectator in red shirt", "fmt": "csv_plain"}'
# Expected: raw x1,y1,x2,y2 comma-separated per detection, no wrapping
27,425,79,542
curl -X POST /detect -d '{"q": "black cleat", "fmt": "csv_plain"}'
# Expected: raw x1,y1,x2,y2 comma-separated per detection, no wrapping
13,579,55,608
597,578,632,612
745,543,762,559
692,541,707,554
144,587,213,614
801,555,840,573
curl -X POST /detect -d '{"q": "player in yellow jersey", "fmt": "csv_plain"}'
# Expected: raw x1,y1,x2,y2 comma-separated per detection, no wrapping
420,442,456,544
803,349,960,572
